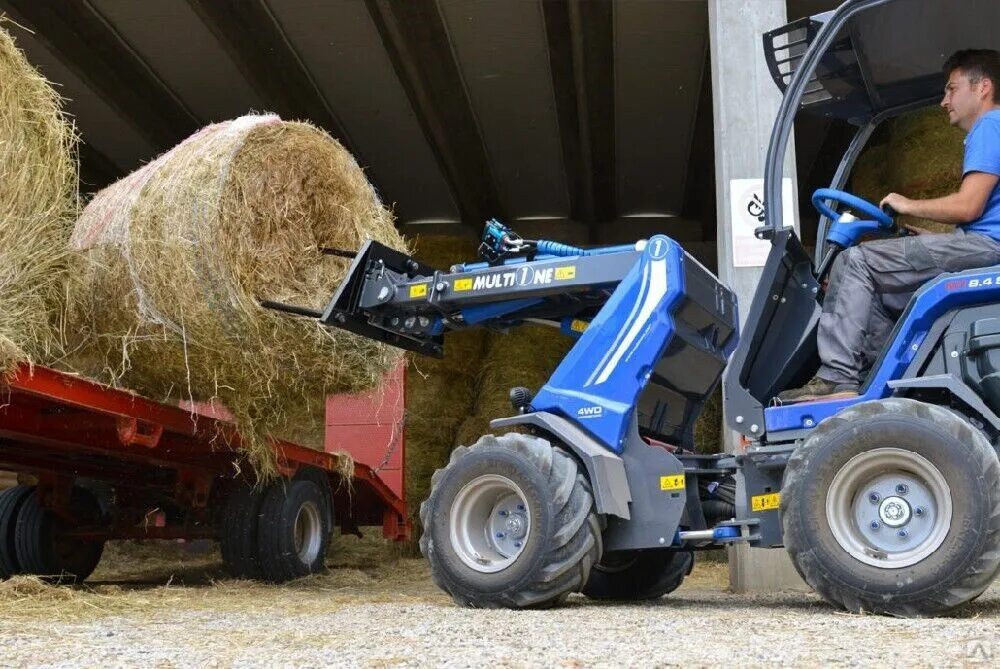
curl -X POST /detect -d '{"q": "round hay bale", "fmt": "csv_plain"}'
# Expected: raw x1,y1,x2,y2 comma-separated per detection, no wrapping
849,142,889,205
64,115,406,476
0,20,77,375
887,108,964,233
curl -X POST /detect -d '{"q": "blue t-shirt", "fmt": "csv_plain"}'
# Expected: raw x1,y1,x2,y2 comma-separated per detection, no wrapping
961,108,1000,241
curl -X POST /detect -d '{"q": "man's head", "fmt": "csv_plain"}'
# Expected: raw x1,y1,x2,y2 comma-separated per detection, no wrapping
941,49,1000,131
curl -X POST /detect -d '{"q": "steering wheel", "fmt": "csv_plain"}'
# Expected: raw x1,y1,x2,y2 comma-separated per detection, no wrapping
812,188,894,228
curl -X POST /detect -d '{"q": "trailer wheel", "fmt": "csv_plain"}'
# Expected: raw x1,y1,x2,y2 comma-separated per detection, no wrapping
219,482,266,579
582,549,693,600
293,467,334,536
782,398,1000,616
420,433,602,609
0,485,34,579
256,479,330,582
14,488,105,584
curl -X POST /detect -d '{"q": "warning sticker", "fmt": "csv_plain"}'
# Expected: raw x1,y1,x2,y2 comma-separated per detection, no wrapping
555,266,576,280
409,283,428,298
453,278,473,292
570,319,588,333
659,474,685,491
751,492,781,512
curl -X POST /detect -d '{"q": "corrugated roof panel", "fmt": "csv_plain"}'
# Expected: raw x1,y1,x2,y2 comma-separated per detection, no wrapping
614,1,707,217
438,0,569,220
267,0,459,224
90,0,264,123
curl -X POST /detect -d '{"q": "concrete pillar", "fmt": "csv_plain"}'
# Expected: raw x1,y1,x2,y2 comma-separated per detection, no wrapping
708,0,807,592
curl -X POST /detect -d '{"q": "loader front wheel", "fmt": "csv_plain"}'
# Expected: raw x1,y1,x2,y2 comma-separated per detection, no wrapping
420,433,602,608
582,549,693,600
782,399,1000,616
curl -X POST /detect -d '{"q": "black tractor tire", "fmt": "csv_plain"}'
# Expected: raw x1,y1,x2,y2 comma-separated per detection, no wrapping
582,549,693,600
219,482,267,579
419,432,602,609
782,398,1000,616
14,487,105,584
256,479,330,582
0,485,34,579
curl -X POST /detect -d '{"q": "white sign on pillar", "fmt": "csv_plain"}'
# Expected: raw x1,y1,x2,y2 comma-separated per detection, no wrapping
729,178,796,268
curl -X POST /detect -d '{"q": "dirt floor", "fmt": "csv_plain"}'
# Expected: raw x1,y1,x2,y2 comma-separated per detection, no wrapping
0,535,997,668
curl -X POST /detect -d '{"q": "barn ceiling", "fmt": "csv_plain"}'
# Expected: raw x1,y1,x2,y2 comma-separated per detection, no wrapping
0,0,842,245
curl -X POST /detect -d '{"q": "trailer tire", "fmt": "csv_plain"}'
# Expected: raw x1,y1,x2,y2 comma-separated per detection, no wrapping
0,485,34,579
420,433,602,609
219,482,266,579
293,467,334,537
14,488,104,584
256,479,330,582
782,398,1000,616
582,549,693,600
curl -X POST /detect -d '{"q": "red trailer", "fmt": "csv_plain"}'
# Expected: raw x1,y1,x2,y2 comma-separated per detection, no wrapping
0,363,408,583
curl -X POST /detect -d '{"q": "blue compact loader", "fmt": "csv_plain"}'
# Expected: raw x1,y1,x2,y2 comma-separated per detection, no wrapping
271,0,1000,616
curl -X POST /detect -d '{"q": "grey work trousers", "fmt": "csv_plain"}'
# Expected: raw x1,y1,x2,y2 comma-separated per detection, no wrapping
818,229,1000,385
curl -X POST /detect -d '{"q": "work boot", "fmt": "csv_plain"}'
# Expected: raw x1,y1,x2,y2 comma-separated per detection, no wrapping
776,376,859,403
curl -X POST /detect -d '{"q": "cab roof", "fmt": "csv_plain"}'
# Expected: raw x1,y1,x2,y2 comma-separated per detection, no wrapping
765,0,1000,123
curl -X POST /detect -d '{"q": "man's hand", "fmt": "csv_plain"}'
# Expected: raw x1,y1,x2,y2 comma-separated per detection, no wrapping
880,192,915,216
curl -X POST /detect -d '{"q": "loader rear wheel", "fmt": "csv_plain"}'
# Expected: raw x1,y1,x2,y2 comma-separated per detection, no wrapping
420,433,602,608
0,485,34,579
782,399,1000,616
582,549,693,600
14,488,105,584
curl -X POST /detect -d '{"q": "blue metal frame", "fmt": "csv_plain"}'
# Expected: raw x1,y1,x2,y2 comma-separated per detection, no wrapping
529,235,686,454
765,266,1000,435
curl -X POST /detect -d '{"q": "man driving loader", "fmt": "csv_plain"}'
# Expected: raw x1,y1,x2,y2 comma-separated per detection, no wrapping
780,49,1000,402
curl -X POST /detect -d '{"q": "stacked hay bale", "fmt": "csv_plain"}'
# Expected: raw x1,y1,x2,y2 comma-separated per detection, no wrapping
0,20,77,376
851,108,963,233
64,115,407,476
404,235,487,535
453,326,573,447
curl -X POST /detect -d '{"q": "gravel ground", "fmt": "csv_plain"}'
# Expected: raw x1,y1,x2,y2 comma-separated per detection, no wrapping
0,538,997,668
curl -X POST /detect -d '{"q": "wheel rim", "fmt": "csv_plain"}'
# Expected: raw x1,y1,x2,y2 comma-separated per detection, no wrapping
826,447,952,569
449,474,530,574
293,501,323,565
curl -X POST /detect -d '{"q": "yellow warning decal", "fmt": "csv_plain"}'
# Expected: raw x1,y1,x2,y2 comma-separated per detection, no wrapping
555,265,576,280
751,492,781,512
570,319,588,333
453,278,473,292
409,283,428,298
659,474,685,491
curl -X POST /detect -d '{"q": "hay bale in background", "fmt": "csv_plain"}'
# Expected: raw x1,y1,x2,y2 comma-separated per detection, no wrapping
64,115,406,475
404,236,487,536
0,20,77,375
850,108,963,234
454,326,573,447
886,108,963,233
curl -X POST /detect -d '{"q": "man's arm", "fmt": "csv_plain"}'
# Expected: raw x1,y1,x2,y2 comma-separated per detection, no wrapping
880,172,999,225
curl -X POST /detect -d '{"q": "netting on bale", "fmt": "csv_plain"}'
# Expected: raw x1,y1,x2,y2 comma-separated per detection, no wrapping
65,114,407,477
0,19,78,376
